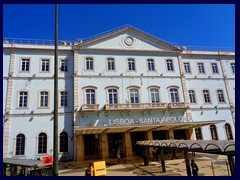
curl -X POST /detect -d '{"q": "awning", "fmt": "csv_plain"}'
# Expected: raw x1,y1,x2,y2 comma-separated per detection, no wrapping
136,139,235,155
74,120,225,135
3,158,43,167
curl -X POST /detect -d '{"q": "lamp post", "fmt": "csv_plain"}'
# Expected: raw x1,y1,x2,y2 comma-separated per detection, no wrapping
53,4,59,176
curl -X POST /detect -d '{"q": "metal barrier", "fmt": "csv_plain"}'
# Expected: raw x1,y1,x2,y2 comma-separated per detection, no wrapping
211,160,230,176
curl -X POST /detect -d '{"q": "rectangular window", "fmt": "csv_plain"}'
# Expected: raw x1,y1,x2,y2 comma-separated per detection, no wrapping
60,91,68,106
188,90,196,103
198,63,205,73
166,59,174,71
147,59,155,71
231,63,235,74
211,63,219,74
203,90,211,103
86,89,95,104
19,91,28,107
60,59,68,72
41,59,50,72
108,89,118,104
128,59,135,71
40,91,49,107
150,89,159,103
107,58,115,70
184,62,191,73
86,57,94,70
217,90,225,103
195,128,203,140
21,59,30,72
130,89,139,103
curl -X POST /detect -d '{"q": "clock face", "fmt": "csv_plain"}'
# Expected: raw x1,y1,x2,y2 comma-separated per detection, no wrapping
124,36,134,46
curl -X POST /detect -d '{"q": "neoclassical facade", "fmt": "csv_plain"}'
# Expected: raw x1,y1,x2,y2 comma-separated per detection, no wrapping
3,26,235,161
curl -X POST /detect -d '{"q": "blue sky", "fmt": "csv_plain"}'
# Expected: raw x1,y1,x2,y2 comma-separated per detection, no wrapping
3,4,235,48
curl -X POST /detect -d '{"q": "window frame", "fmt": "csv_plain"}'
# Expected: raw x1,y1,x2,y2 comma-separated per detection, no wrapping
197,62,205,74
106,57,116,71
202,89,211,104
211,62,219,74
85,57,94,71
15,133,26,156
210,125,218,140
59,90,69,107
195,127,203,140
230,62,235,74
17,90,29,108
38,90,50,108
168,86,180,103
40,58,51,73
146,58,155,71
37,132,48,154
127,58,136,71
166,59,174,72
60,59,69,72
188,89,197,104
147,86,161,103
216,89,226,103
184,62,191,74
60,131,69,153
20,57,31,73
127,86,141,104
224,123,233,140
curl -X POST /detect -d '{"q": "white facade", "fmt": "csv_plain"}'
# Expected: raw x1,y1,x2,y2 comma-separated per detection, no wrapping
3,26,235,161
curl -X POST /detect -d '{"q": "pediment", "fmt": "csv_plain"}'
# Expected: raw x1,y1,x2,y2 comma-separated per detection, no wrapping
73,26,181,52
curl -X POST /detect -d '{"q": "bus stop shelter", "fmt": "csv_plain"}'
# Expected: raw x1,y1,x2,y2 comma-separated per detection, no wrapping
136,140,235,176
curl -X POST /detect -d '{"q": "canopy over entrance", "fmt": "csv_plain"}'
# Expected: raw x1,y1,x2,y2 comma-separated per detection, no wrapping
75,120,225,134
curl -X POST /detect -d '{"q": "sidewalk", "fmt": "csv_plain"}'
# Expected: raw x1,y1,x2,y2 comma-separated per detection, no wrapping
58,153,230,176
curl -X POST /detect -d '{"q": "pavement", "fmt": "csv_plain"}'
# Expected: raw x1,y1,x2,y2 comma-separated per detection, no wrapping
58,153,231,176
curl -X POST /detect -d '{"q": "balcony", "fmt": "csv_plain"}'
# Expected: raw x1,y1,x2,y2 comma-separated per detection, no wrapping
168,102,187,109
105,103,168,111
81,104,100,112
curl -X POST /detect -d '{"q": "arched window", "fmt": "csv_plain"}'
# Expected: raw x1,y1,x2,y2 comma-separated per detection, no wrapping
16,134,25,155
86,89,96,104
169,88,179,102
225,123,233,140
210,125,218,140
195,127,203,140
60,131,68,152
129,89,139,103
38,133,47,154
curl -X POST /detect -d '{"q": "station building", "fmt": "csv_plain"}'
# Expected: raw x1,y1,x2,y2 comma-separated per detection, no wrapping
3,26,235,161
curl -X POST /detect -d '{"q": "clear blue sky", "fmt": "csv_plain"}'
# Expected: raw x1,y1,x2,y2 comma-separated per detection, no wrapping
3,4,235,48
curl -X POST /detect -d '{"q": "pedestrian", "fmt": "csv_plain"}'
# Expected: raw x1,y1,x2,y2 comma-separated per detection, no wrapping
191,159,199,176
152,147,157,161
171,149,178,160
111,148,116,158
85,163,93,176
117,147,121,163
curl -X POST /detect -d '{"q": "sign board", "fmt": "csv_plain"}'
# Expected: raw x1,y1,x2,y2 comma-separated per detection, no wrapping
30,167,53,176
42,156,53,166
93,161,107,176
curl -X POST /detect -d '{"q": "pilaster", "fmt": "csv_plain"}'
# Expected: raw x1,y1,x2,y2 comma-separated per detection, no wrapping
124,132,133,157
101,133,109,159
76,134,84,161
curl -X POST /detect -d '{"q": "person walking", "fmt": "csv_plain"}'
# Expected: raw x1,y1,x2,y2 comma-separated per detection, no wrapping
191,159,199,176
85,163,93,176
117,147,121,163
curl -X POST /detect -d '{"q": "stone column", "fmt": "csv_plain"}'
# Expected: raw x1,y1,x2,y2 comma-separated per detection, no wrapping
76,134,84,161
147,130,153,140
168,129,174,139
124,132,133,157
101,133,109,159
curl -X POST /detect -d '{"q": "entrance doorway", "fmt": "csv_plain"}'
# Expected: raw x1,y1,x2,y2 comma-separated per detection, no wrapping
131,132,146,156
108,133,123,158
152,130,169,140
174,129,187,140
84,134,100,160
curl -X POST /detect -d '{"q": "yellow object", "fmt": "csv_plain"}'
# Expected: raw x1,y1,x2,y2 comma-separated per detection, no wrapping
92,161,107,176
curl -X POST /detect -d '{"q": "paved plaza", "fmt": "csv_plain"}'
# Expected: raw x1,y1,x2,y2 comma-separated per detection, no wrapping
58,153,231,176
